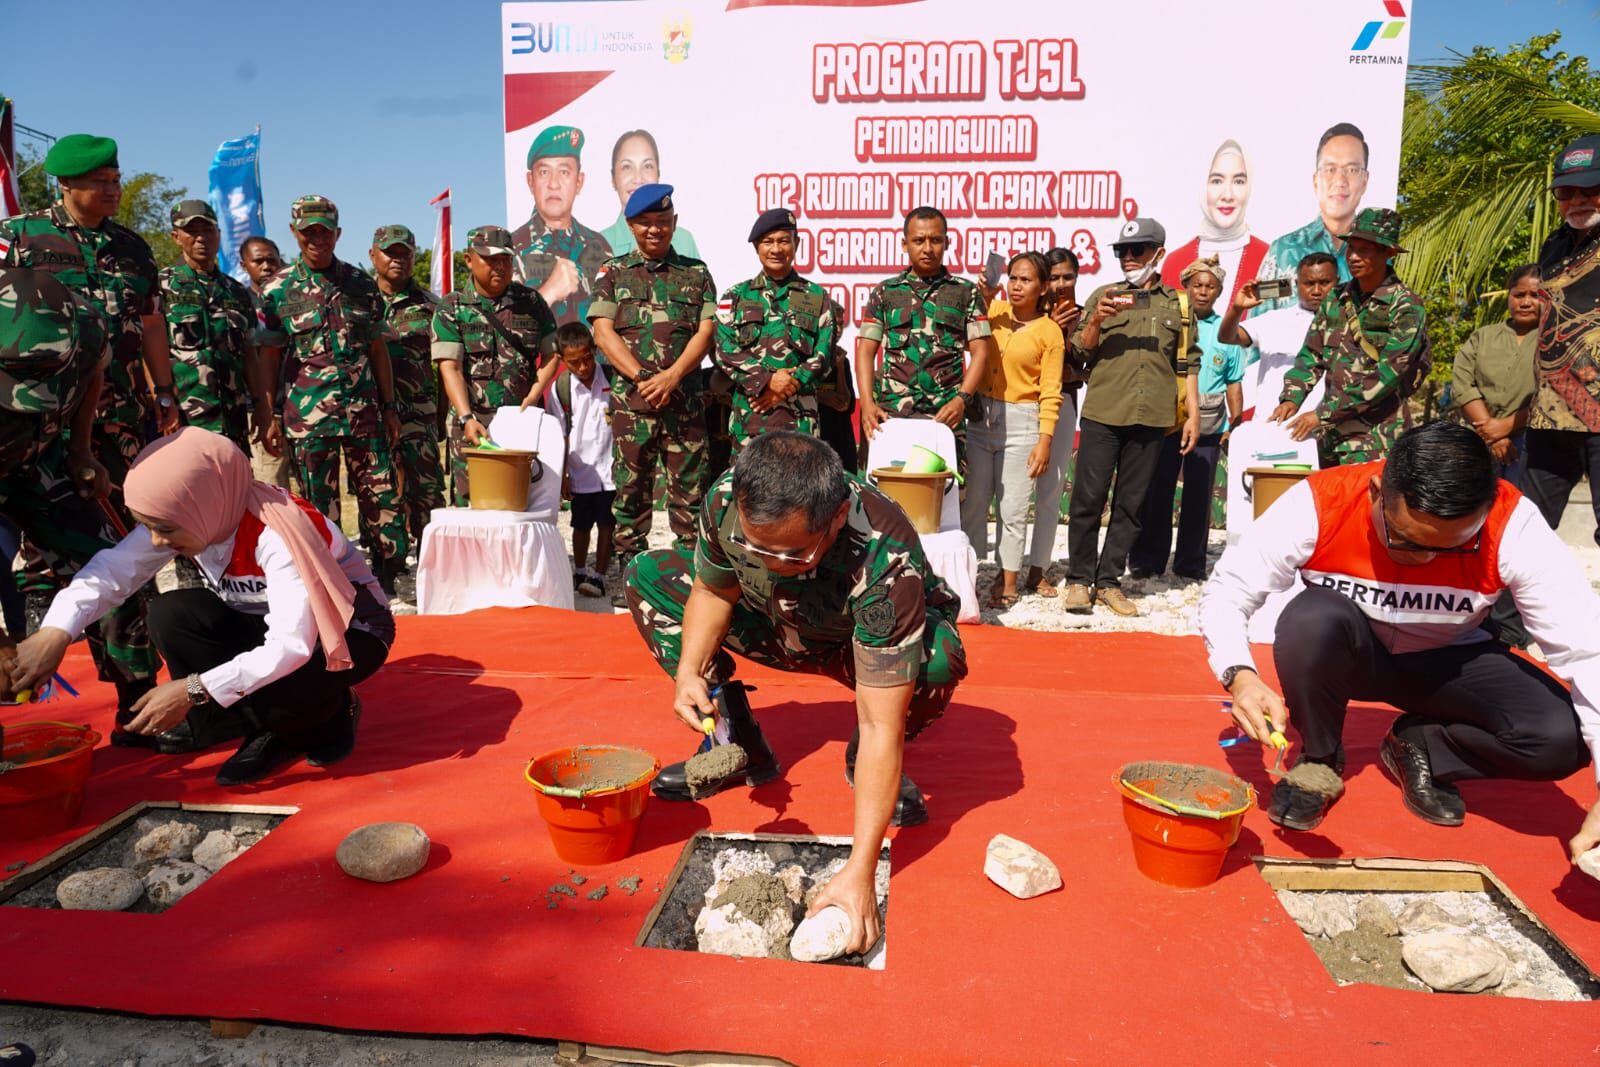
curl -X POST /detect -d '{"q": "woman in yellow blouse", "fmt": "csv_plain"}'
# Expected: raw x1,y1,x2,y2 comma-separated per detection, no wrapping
960,252,1065,609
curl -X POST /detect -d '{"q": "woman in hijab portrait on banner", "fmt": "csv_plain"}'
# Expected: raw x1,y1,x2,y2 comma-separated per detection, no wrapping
1161,139,1268,308
3,428,395,788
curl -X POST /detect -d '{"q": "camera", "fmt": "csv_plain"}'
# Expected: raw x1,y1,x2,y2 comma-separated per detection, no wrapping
1254,277,1294,301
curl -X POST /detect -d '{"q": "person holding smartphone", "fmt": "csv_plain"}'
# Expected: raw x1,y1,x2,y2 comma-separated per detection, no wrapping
1061,218,1201,617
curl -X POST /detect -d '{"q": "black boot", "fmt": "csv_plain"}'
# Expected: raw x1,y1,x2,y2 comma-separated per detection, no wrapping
1380,720,1465,826
1267,745,1346,832
844,728,928,828
652,681,781,801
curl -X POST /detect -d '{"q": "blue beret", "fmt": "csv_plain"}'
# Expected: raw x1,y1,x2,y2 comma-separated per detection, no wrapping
625,183,674,220
748,208,798,243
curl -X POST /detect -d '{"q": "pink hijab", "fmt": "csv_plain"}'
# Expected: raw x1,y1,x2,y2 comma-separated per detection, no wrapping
124,428,358,671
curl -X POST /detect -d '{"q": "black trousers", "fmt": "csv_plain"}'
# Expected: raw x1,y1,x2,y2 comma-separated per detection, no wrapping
1522,429,1600,545
1274,584,1588,783
1065,418,1165,588
147,589,390,749
1129,431,1222,578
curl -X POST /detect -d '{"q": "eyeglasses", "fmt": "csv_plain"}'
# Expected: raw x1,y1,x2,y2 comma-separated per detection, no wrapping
729,526,831,567
1376,505,1483,556
1315,164,1368,180
1552,184,1600,202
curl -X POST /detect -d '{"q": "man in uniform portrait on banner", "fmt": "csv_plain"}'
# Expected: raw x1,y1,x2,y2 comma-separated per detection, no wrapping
511,123,613,327
600,129,701,260
1255,122,1370,311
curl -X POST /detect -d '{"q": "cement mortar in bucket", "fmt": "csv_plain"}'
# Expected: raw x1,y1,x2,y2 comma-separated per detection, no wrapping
870,467,952,534
465,447,538,511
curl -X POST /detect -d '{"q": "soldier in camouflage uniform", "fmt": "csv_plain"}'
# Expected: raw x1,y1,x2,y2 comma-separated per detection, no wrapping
625,433,965,948
1274,208,1430,468
511,125,613,327
855,207,992,472
370,224,445,542
255,195,408,588
0,133,171,707
713,208,840,452
0,264,166,727
431,225,558,505
589,184,717,559
159,200,256,452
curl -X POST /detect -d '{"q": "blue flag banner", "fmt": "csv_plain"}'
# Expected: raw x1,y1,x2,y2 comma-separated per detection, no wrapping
208,131,263,285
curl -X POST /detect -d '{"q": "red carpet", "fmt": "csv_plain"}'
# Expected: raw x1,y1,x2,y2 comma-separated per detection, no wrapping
3,608,1599,1064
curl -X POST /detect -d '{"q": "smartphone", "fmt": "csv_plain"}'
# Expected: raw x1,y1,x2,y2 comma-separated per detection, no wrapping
1122,289,1151,309
982,252,1005,288
1254,277,1294,301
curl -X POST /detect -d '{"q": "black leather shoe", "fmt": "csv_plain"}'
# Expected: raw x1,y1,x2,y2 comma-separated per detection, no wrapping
306,693,362,767
1380,728,1465,826
1267,779,1333,830
651,681,781,801
844,730,930,828
215,732,301,787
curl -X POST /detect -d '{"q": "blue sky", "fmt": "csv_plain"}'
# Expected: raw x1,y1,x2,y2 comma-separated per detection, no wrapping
6,0,1597,263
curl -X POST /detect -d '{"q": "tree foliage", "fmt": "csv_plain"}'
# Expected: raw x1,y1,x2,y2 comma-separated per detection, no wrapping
1400,32,1600,380
412,248,471,295
14,147,188,268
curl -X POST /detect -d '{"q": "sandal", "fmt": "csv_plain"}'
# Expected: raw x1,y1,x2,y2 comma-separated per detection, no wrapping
1023,569,1059,598
987,591,1021,610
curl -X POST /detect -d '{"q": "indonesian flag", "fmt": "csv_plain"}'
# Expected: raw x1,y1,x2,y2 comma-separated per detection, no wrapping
0,98,21,219
429,187,452,296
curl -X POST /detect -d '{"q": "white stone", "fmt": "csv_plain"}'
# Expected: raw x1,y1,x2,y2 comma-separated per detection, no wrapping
336,822,430,883
143,861,210,908
693,900,796,959
789,906,853,963
1312,895,1356,938
983,834,1061,899
1577,847,1600,882
1277,891,1322,938
56,867,143,911
704,848,778,908
130,822,202,865
1397,898,1468,936
191,830,243,873
1402,932,1509,993
774,863,807,906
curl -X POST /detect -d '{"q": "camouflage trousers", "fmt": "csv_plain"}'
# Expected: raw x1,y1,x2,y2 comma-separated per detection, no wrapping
1318,414,1408,468
445,421,521,509
624,546,966,738
395,430,446,541
180,406,252,455
613,403,708,559
875,392,967,478
0,437,159,683
729,395,820,456
290,433,409,566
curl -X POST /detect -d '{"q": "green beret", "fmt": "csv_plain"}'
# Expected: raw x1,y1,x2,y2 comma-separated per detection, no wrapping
526,125,585,168
44,134,119,179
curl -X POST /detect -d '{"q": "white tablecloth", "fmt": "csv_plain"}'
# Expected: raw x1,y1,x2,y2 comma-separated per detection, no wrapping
416,507,574,615
923,529,980,623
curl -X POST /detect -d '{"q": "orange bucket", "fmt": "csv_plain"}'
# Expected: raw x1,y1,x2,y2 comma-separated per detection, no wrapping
524,744,659,865
1116,761,1253,888
0,721,101,840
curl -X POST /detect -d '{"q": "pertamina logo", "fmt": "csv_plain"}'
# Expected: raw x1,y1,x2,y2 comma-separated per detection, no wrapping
1351,0,1406,63
662,13,692,64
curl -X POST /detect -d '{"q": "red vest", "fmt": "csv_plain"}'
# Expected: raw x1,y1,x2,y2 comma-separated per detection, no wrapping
224,495,333,584
1301,461,1521,652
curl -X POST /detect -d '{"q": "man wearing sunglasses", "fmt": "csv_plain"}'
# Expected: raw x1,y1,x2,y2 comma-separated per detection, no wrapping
1198,423,1600,862
1523,134,1600,548
624,431,966,955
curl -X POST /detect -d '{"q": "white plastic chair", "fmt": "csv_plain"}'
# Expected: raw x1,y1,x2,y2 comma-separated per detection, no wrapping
415,407,575,614
865,418,980,622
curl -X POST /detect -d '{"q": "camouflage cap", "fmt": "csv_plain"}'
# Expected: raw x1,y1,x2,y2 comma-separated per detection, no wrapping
625,183,674,220
43,133,119,179
0,266,86,412
526,125,585,168
372,224,417,250
1551,134,1600,189
1340,207,1406,252
466,226,516,256
290,194,339,231
169,199,217,227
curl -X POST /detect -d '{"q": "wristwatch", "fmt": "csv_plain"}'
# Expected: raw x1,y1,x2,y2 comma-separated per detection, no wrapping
185,673,209,706
1219,664,1256,691
156,395,175,410
381,400,400,413
958,390,976,406
454,411,479,428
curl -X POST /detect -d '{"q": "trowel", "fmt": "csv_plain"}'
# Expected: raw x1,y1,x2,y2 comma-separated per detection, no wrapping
697,685,732,753
1217,700,1289,776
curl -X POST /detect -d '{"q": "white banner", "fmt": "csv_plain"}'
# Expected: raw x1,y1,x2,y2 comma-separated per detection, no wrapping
501,0,1413,325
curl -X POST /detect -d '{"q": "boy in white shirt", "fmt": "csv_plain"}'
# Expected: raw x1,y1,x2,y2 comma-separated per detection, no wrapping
542,322,616,596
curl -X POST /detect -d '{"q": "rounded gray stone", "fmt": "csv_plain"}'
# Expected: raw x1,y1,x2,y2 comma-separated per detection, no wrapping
56,867,144,911
336,822,431,883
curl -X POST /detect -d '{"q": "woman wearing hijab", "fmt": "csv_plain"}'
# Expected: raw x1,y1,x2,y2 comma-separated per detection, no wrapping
1161,139,1269,308
5,428,394,786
